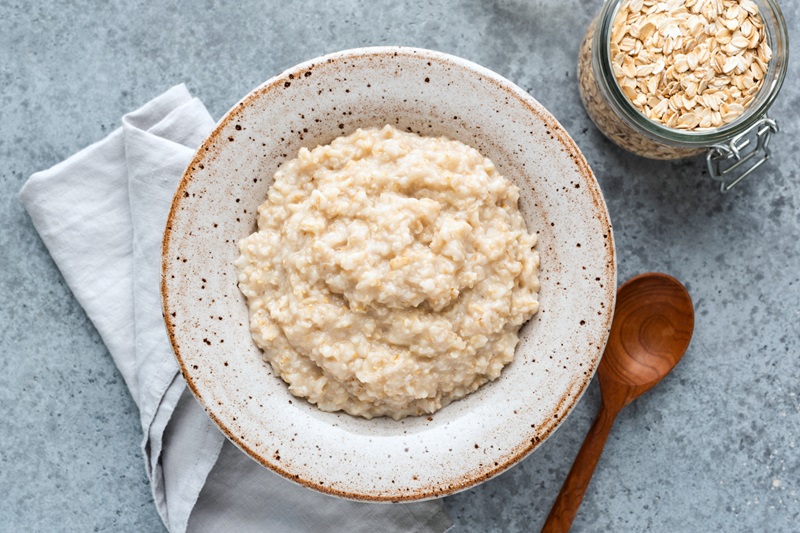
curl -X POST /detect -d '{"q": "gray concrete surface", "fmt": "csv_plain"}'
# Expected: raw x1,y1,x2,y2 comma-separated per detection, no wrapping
1,0,798,531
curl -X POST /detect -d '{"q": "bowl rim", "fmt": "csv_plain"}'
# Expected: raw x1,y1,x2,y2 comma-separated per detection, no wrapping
162,45,617,501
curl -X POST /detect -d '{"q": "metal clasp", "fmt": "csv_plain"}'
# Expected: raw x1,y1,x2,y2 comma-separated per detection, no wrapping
706,116,779,193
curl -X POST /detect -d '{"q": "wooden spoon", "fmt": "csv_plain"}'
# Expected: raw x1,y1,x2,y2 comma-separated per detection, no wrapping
541,272,695,533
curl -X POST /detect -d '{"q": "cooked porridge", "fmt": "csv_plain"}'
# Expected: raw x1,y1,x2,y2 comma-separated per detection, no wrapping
235,125,540,420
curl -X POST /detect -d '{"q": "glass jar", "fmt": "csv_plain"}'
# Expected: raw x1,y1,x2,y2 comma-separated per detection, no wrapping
578,0,789,191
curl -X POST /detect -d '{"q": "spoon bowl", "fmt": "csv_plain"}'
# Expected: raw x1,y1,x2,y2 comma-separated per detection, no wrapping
542,272,694,533
599,273,695,408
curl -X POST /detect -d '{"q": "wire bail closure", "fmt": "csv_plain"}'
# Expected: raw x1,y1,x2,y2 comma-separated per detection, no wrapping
707,116,779,193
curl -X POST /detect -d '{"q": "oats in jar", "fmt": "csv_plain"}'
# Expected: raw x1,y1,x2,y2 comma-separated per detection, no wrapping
235,125,540,420
610,0,772,130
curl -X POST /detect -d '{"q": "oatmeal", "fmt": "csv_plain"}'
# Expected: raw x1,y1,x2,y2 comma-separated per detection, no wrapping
235,125,540,420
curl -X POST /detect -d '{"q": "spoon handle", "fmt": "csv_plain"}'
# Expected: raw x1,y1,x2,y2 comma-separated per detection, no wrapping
541,403,619,533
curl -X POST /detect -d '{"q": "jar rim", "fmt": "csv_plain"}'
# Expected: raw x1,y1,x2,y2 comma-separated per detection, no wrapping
592,0,789,147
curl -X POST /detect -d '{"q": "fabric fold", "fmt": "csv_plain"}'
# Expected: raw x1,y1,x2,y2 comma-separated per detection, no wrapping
124,88,215,443
125,86,226,531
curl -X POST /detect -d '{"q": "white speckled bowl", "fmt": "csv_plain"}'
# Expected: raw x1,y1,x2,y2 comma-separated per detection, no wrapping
162,47,615,501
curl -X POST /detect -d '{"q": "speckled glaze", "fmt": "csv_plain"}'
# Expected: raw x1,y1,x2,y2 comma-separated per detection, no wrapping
161,47,616,502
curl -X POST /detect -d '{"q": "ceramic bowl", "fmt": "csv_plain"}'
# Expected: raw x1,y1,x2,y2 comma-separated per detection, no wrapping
162,46,615,501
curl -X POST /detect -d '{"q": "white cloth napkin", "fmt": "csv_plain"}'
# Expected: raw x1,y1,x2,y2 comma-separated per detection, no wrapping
19,85,453,533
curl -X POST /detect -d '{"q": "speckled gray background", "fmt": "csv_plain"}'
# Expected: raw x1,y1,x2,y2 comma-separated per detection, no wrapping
1,0,798,531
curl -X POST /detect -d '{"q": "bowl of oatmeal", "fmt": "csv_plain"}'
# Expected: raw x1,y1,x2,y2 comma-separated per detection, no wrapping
162,47,616,501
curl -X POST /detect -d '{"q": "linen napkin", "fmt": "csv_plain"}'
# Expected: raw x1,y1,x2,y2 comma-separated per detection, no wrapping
19,84,453,533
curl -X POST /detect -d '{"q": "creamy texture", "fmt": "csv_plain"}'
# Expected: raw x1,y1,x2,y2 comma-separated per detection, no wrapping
236,125,540,420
